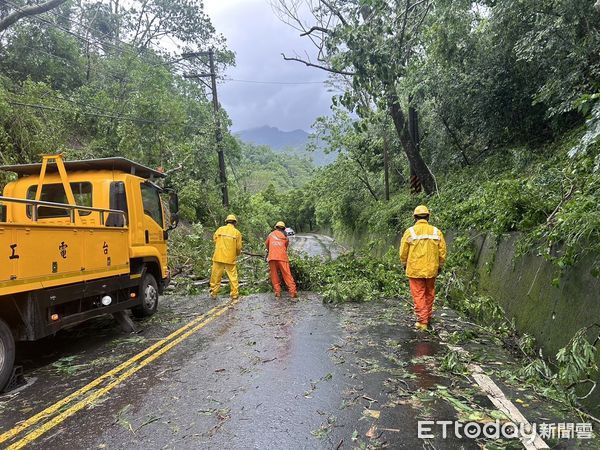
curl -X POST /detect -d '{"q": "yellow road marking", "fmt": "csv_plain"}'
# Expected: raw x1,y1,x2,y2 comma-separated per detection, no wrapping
0,300,229,445
7,297,239,450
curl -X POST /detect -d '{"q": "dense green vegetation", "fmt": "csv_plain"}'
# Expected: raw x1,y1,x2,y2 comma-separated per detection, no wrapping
1,0,597,262
272,0,600,277
234,142,315,193
0,1,229,211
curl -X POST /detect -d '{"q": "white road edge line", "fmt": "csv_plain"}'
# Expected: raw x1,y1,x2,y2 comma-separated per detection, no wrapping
446,344,549,449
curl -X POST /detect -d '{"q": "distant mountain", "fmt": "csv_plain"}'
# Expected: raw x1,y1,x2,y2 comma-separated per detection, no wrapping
237,126,309,150
236,125,336,167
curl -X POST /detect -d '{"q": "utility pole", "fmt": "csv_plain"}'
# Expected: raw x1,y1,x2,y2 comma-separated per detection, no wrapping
182,49,229,207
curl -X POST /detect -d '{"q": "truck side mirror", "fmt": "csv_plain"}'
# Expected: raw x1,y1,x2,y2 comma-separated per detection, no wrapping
168,191,179,215
167,191,179,231
169,212,179,229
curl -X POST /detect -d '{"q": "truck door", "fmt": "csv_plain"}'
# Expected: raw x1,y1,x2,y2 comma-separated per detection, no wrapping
140,182,167,274
82,182,129,278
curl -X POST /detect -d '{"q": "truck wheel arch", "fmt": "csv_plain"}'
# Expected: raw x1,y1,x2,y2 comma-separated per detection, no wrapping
131,272,159,318
131,258,164,294
0,294,32,342
0,318,16,392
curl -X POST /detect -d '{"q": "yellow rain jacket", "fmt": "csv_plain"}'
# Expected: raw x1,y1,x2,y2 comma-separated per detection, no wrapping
399,220,447,279
212,224,242,264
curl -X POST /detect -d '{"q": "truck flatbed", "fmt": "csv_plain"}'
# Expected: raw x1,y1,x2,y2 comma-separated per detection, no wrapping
0,157,166,180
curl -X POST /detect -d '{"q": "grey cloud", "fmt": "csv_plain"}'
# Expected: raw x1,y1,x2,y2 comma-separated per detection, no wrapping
204,0,333,132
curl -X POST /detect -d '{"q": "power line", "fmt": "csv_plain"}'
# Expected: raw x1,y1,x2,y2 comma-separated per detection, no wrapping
7,99,210,135
224,78,328,85
7,100,169,124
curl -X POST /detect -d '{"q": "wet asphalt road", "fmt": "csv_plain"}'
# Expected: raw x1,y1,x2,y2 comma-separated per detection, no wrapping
290,234,347,260
0,234,597,449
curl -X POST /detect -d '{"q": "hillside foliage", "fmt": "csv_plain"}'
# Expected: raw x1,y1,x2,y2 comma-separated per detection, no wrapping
0,0,598,268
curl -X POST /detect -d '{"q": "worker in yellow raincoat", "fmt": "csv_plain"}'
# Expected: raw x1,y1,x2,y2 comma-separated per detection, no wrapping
399,205,447,331
210,214,243,300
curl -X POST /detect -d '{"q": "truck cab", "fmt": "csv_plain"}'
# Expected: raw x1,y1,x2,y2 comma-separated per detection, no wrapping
0,155,178,391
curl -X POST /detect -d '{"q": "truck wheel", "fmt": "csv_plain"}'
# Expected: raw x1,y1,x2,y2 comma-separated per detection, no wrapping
132,273,159,318
0,319,15,392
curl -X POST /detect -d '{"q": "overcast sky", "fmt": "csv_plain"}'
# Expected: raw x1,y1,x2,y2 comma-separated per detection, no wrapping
203,0,334,132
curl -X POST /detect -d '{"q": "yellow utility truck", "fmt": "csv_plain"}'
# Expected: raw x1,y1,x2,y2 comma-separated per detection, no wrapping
0,154,179,391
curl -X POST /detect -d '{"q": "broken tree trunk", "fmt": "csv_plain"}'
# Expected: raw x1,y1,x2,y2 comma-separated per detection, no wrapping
388,92,436,195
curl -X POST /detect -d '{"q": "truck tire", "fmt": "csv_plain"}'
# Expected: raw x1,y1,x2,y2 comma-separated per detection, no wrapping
132,273,159,318
0,318,15,392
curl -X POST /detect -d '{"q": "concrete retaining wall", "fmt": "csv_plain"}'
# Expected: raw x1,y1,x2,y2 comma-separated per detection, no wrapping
471,233,600,412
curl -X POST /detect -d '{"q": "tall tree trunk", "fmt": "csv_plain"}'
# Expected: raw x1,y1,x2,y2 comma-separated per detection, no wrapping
387,92,436,195
382,131,390,201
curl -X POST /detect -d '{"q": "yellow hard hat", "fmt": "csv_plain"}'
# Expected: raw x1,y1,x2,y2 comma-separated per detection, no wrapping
275,221,286,229
225,214,237,223
413,205,430,216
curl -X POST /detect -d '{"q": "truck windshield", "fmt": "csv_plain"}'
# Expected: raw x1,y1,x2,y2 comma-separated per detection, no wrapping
26,182,93,218
141,182,163,227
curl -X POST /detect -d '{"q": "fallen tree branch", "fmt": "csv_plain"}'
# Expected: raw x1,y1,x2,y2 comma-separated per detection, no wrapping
242,251,266,258
546,183,575,226
575,406,600,424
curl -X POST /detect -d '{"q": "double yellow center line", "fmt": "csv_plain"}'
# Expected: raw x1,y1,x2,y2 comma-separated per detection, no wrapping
1,297,239,449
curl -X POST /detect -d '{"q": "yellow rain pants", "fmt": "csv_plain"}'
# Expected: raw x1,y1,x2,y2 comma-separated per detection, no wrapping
209,262,239,299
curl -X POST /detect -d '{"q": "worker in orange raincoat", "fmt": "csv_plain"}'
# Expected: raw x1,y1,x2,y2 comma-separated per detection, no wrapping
210,214,242,300
399,205,447,331
266,221,297,299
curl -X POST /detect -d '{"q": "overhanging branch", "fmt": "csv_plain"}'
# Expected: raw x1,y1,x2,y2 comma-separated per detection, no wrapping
300,26,333,36
281,53,355,76
0,0,67,32
320,0,348,26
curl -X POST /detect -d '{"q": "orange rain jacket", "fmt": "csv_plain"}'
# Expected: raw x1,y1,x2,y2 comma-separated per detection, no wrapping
265,229,289,262
212,223,243,264
399,219,447,279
